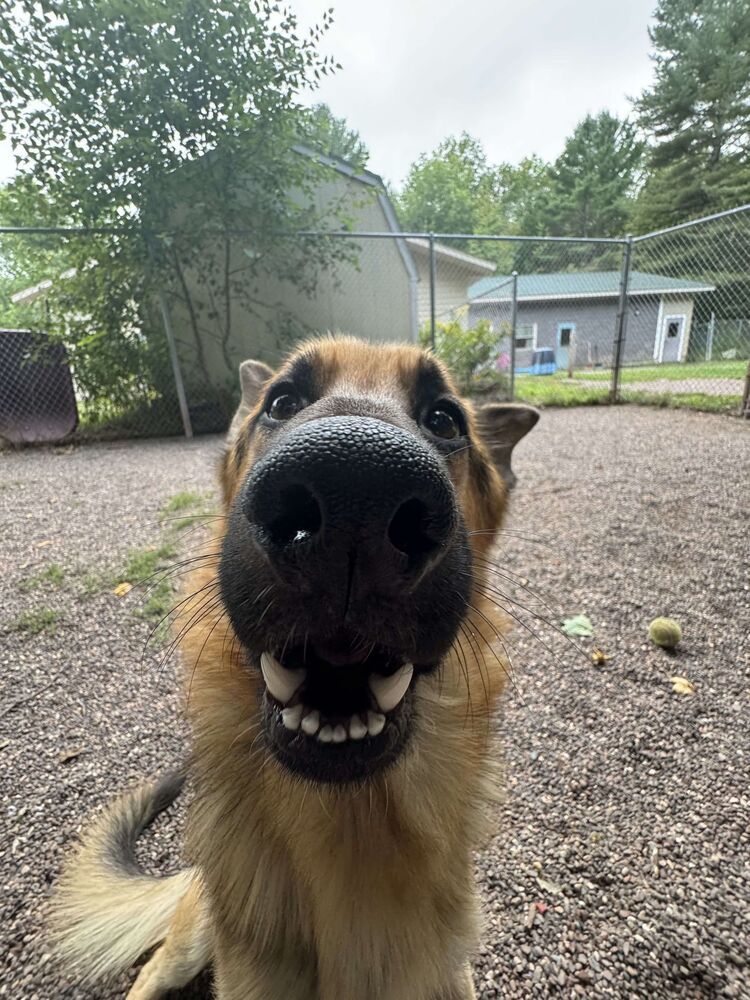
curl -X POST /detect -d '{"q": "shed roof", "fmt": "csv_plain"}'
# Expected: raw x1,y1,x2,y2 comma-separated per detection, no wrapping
404,238,496,275
469,270,716,303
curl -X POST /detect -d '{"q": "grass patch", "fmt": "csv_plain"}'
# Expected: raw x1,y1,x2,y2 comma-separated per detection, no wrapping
12,607,62,635
18,563,65,593
573,360,746,383
120,540,179,586
114,540,180,635
618,390,742,414
159,491,205,518
515,374,611,407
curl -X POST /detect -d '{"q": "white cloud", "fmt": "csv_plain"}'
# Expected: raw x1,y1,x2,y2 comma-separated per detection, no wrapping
293,0,656,184
0,0,656,190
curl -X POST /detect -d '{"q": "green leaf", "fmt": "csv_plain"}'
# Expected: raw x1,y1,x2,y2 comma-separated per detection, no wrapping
561,614,594,637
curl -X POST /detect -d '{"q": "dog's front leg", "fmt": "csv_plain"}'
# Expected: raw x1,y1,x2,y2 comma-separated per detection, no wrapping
212,943,317,1000
432,964,477,1000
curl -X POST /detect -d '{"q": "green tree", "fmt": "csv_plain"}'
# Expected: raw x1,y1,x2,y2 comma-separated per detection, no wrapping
632,0,750,229
396,134,503,236
299,103,369,170
0,0,350,430
418,318,505,395
545,112,644,237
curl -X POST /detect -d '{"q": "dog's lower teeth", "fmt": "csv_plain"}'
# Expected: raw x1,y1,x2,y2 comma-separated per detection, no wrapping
261,652,305,704
281,704,303,731
318,725,334,743
367,711,386,736
332,724,347,743
349,715,367,740
368,664,413,713
301,710,320,735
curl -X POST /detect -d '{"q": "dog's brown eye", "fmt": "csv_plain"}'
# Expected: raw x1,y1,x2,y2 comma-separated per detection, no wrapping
267,391,302,422
424,407,460,440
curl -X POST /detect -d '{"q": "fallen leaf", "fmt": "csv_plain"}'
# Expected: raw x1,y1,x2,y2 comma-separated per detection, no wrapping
35,539,53,548
113,581,133,597
536,876,563,895
59,745,86,763
534,901,549,914
561,614,594,637
524,902,537,929
670,676,695,696
591,648,612,665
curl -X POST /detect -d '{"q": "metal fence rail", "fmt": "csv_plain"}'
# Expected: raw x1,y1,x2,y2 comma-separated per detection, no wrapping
1,206,749,444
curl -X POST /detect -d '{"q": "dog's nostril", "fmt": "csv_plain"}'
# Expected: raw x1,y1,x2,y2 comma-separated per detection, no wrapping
266,483,322,548
387,497,440,565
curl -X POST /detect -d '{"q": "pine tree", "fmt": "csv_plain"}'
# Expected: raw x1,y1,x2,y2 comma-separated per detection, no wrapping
545,112,644,237
632,0,750,229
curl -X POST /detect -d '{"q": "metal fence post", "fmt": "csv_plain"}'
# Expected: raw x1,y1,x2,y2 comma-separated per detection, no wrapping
156,288,193,439
428,232,437,351
509,270,518,401
146,238,193,438
610,235,633,403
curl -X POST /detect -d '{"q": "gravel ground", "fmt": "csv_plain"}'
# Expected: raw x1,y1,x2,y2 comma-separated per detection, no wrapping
1,407,749,999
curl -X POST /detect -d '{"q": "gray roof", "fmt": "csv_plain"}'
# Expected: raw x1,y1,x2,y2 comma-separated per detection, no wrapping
469,270,716,302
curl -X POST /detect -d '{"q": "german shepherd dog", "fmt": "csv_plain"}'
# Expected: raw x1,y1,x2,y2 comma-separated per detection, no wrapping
51,337,538,999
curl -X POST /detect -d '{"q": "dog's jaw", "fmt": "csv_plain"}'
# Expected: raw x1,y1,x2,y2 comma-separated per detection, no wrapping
255,649,423,783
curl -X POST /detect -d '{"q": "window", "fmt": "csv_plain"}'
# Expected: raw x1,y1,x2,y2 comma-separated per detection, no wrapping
559,326,573,347
514,323,536,349
667,320,679,338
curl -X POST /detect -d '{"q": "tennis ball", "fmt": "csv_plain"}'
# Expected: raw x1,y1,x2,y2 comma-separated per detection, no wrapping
648,617,682,648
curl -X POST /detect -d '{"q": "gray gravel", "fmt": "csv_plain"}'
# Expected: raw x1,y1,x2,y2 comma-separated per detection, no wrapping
1,407,749,999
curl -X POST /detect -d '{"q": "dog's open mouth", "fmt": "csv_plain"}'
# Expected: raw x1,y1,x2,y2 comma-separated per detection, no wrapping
258,631,421,783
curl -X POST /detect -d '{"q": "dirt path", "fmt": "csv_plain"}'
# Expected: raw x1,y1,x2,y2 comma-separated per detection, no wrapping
1,408,749,998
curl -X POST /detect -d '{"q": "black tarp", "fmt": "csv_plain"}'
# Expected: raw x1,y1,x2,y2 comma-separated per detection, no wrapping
0,330,78,444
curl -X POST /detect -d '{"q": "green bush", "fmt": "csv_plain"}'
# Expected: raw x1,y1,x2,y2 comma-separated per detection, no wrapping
419,318,508,396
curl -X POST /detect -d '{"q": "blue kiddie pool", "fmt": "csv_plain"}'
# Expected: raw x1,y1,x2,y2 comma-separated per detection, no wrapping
516,348,556,375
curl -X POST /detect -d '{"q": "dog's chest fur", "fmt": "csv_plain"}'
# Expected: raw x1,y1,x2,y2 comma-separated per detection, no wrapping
183,600,503,1000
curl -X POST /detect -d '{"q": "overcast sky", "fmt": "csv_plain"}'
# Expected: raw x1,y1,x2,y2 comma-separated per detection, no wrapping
0,0,657,188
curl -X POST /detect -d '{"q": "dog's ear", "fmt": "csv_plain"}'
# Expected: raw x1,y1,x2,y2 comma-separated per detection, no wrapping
474,403,539,490
227,359,274,441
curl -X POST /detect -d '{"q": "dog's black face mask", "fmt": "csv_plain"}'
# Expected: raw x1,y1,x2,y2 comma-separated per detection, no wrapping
218,341,538,785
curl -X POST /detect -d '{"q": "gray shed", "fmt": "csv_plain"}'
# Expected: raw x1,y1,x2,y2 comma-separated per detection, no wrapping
468,271,716,370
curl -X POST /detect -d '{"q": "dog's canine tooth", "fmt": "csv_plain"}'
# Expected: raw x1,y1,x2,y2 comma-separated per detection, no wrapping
301,709,320,736
260,652,305,704
366,711,386,736
281,704,304,731
368,664,413,713
332,724,347,743
349,714,367,740
317,724,334,743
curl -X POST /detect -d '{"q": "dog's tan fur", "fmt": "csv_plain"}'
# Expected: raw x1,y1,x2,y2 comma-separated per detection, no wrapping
51,337,538,999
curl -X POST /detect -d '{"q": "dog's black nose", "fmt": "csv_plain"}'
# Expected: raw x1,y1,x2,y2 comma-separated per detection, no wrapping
243,416,457,591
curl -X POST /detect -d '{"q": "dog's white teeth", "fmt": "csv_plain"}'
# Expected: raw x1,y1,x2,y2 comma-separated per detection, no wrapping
301,709,320,736
332,724,347,743
368,664,414,713
260,652,305,705
318,724,334,743
281,704,304,731
367,711,386,737
349,714,368,740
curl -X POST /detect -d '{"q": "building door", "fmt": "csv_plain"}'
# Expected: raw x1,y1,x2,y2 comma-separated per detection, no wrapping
557,323,575,369
660,315,685,363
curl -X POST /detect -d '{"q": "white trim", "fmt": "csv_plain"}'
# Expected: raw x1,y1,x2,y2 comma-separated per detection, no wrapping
405,238,496,273
658,313,687,363
653,297,664,361
473,285,716,304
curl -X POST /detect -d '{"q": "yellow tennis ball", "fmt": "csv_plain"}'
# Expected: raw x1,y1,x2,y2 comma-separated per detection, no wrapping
648,617,682,648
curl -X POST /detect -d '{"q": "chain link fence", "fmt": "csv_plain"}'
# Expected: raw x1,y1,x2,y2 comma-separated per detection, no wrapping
2,206,749,444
